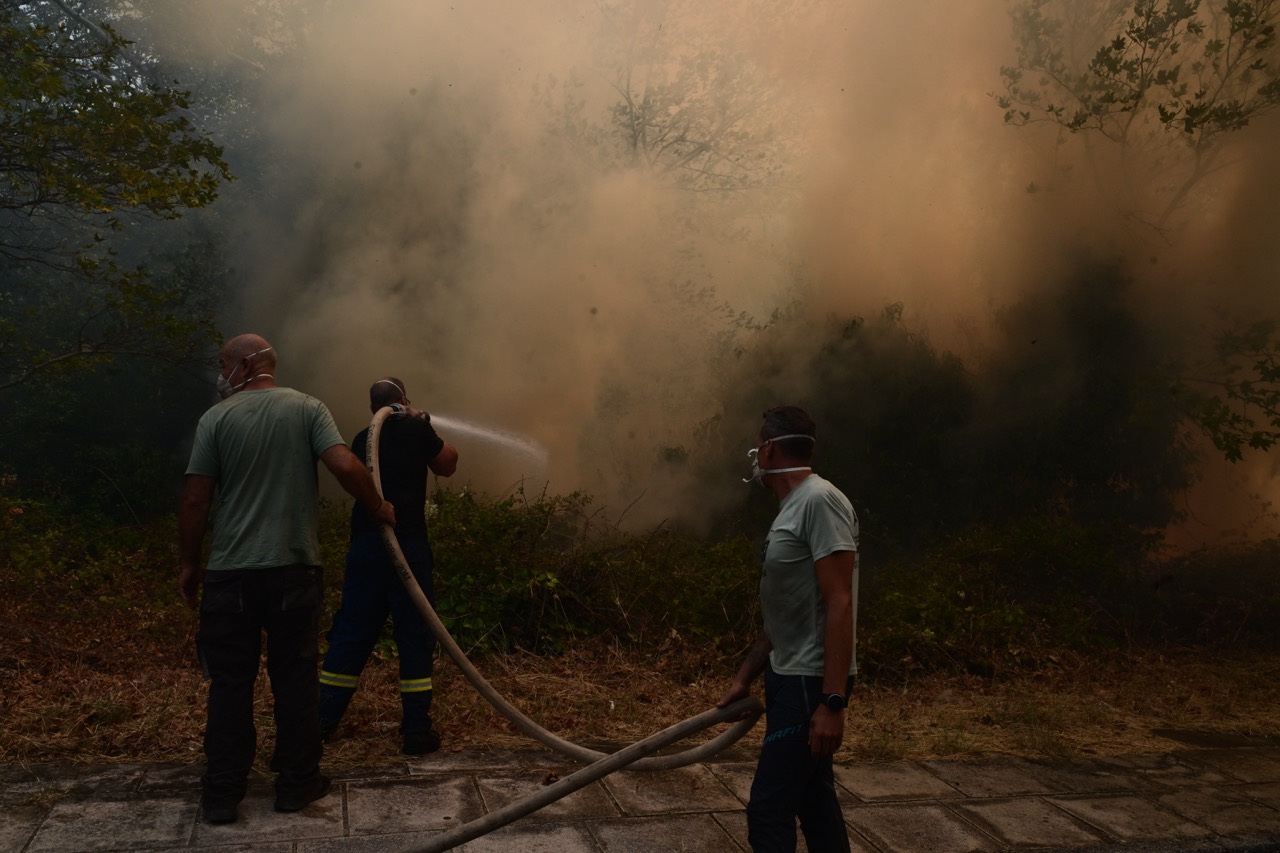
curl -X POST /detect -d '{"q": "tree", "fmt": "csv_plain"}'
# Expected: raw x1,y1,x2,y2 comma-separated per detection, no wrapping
994,0,1280,465
0,1,233,390
593,0,799,196
1176,318,1280,460
994,0,1280,227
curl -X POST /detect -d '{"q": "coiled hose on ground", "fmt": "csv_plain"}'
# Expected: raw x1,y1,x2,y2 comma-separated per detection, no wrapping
365,406,764,851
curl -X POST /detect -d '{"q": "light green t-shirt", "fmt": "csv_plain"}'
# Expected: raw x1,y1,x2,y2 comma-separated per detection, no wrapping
185,387,346,570
760,473,860,677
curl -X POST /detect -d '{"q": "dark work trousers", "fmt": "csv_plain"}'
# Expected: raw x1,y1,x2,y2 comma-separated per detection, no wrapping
319,532,436,735
197,565,324,806
746,664,853,853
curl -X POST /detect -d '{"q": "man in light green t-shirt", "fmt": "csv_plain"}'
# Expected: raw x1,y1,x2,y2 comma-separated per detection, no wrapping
718,405,858,852
179,334,396,825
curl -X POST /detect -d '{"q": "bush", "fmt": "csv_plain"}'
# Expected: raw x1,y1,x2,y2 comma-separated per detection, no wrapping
1147,538,1280,646
7,477,1280,688
859,516,1165,680
428,487,759,654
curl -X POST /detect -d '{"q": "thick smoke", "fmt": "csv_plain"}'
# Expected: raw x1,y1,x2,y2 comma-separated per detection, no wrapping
144,0,1279,538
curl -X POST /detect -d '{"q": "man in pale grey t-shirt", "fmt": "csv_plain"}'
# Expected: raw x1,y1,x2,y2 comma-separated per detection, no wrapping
719,405,859,852
179,334,396,825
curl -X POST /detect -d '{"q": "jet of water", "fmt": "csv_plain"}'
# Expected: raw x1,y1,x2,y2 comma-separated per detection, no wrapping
430,414,550,481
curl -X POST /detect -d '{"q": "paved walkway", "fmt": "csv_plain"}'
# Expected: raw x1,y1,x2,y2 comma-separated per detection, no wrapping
4,744,1280,852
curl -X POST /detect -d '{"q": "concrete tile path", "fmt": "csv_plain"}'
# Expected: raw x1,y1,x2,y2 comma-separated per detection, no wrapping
3,746,1280,851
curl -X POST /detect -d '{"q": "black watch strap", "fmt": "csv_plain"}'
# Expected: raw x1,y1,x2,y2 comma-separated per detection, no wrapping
821,692,847,712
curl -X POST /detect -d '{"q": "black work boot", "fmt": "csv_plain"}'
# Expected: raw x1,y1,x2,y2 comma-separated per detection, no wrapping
402,728,442,755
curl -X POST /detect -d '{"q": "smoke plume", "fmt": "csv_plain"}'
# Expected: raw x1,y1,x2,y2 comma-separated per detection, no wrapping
142,0,1280,539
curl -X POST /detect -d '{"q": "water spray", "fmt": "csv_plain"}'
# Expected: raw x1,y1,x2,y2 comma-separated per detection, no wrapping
364,406,763,851
429,414,550,483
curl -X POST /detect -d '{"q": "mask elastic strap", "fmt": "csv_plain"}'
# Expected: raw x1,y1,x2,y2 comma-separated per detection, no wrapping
235,372,274,391
762,433,815,445
374,379,405,396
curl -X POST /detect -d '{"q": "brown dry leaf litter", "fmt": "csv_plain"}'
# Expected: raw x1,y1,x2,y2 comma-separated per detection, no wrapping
3,637,1279,771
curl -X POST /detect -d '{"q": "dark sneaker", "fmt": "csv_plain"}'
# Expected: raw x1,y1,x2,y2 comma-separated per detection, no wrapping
402,729,442,756
201,801,238,825
274,775,332,813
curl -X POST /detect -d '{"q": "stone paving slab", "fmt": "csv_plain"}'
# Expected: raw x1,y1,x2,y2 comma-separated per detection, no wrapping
460,821,599,852
1009,756,1148,794
586,813,739,852
599,765,742,816
168,843,292,853
952,797,1106,847
0,764,147,800
842,802,999,852
299,831,441,852
919,758,1057,798
24,795,198,853
404,748,550,776
475,774,620,821
1153,785,1280,835
1241,780,1280,808
1046,793,1214,843
136,763,206,792
833,760,964,801
702,761,755,805
1094,752,1234,787
6,748,1280,852
1181,747,1280,783
0,807,42,853
346,776,483,835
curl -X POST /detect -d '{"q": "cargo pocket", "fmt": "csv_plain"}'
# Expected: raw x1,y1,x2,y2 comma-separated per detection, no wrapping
200,572,245,615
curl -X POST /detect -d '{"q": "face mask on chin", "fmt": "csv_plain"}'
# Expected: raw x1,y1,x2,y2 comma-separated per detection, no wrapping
743,434,815,484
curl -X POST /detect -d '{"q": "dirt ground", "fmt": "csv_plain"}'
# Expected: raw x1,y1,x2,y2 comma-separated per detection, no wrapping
3,636,1278,771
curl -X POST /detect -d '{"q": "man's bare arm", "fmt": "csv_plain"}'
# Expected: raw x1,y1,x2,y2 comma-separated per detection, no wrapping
810,549,856,756
717,635,773,710
178,474,215,608
319,444,396,527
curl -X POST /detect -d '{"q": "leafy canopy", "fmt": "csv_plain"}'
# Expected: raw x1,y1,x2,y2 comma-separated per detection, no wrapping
0,2,232,390
993,1,1280,464
994,0,1280,224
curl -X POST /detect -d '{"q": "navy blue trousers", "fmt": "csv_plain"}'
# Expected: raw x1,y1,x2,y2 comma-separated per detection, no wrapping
319,532,436,735
197,565,324,806
746,664,852,853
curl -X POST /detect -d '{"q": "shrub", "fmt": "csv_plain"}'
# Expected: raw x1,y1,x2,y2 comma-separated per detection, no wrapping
426,487,759,654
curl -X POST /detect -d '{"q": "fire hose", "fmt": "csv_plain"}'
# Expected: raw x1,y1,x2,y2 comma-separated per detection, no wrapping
364,406,764,851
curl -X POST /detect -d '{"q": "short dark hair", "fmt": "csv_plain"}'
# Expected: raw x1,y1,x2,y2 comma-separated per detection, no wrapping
761,406,816,460
369,377,406,412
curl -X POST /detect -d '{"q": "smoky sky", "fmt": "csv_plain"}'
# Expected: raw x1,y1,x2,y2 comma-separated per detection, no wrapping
139,0,1280,537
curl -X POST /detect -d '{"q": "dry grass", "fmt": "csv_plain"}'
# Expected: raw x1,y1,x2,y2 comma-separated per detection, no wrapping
3,620,1280,772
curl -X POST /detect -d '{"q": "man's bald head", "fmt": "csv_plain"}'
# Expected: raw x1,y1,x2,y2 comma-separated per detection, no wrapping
221,334,276,368
217,335,277,397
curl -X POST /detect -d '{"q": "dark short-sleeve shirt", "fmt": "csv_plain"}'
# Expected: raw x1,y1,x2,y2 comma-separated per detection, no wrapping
349,414,445,539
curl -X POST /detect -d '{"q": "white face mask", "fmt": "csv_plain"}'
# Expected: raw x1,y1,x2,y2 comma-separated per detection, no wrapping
216,346,273,399
743,434,815,484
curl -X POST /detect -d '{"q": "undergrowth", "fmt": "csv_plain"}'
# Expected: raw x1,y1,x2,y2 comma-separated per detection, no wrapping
3,479,1280,765
5,480,1280,684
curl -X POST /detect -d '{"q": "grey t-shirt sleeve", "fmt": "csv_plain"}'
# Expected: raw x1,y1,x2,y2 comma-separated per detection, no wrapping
805,486,858,561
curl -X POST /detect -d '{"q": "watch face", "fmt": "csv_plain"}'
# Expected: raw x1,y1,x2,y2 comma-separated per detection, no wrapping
824,693,846,711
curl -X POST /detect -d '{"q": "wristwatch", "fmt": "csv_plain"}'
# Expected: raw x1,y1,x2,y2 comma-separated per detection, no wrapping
821,692,847,712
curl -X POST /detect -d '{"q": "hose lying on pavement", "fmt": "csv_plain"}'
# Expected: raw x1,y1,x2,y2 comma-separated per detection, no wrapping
364,406,764,850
